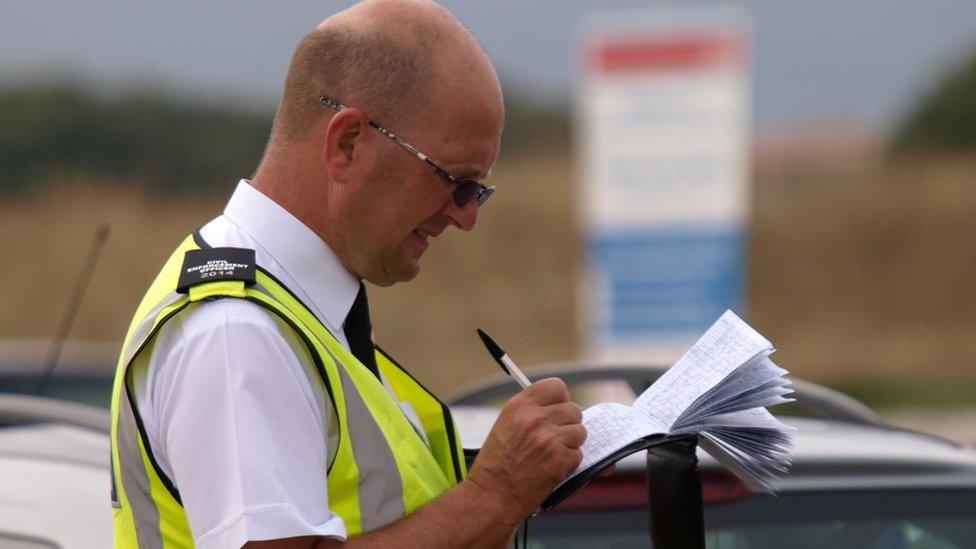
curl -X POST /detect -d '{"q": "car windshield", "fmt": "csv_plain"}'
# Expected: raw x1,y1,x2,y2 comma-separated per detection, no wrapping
526,490,976,548
450,370,869,424
457,378,642,409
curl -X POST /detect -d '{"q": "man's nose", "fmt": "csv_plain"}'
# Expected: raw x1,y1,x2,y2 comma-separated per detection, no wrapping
444,197,479,231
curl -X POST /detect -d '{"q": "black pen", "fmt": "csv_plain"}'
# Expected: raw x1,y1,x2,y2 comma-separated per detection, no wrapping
477,328,532,388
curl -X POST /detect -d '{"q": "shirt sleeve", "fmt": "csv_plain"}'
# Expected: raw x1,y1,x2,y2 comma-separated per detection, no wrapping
146,298,346,548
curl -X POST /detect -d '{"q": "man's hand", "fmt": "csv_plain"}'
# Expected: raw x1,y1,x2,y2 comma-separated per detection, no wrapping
244,380,585,548
466,378,586,524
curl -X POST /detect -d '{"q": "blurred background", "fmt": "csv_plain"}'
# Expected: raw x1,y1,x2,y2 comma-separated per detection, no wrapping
1,1,975,442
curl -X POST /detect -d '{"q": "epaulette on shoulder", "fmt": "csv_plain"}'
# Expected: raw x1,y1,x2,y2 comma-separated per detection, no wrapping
176,247,257,294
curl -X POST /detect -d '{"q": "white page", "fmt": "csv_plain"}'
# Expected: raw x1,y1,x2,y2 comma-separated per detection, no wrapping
698,432,776,493
685,355,779,413
697,389,793,420
708,429,790,464
561,402,667,483
673,407,790,433
548,311,794,498
675,352,778,426
634,311,772,428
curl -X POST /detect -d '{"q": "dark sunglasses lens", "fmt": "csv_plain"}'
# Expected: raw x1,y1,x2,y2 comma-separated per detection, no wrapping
453,180,485,207
476,185,494,206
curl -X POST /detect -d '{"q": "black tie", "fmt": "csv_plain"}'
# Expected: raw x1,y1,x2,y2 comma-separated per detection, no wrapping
344,282,380,379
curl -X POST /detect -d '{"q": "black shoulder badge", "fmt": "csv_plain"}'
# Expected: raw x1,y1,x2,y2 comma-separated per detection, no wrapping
176,247,257,294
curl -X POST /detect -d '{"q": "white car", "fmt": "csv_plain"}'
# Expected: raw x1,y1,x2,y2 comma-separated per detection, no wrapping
449,363,976,548
4,363,975,548
0,394,112,548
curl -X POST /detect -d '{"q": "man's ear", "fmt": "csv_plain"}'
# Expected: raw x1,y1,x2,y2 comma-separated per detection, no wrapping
323,109,370,185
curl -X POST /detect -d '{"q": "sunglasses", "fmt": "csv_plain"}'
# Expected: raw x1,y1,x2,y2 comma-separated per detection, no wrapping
320,97,495,207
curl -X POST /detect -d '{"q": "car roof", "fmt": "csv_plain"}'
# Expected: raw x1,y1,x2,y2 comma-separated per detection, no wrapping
0,394,111,548
448,362,976,493
450,361,886,426
0,392,109,433
452,405,976,492
770,416,976,490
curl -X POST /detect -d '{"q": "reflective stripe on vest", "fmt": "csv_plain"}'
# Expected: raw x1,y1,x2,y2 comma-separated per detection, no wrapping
110,234,466,547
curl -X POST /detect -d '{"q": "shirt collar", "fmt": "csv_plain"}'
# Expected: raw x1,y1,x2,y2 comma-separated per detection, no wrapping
223,180,361,336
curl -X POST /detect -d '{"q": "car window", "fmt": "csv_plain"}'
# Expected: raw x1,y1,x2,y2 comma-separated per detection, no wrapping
707,519,967,549
526,490,976,549
0,532,58,548
460,379,637,409
0,374,112,409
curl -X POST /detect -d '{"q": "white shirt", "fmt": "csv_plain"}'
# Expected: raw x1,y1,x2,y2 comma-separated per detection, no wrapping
130,181,397,547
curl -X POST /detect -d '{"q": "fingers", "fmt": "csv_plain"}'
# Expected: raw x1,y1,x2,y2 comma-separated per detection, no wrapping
556,423,587,449
523,377,571,406
467,379,587,520
547,401,583,426
563,447,583,472
515,379,585,448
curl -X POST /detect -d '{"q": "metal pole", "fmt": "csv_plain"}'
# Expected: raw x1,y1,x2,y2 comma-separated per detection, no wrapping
646,435,705,549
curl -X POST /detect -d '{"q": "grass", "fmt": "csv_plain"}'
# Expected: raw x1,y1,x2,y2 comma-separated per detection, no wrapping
832,377,976,410
748,152,976,394
2,150,975,405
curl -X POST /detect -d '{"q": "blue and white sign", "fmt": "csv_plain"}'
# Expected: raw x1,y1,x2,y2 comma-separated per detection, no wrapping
578,7,752,362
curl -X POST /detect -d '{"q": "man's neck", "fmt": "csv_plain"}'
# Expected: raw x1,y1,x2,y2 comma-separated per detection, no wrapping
250,158,355,280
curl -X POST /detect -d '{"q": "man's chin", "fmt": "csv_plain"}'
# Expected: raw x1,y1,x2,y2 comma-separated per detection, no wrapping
373,260,421,287
396,261,422,283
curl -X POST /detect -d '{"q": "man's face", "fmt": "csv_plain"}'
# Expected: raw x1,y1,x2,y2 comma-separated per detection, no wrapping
344,91,502,286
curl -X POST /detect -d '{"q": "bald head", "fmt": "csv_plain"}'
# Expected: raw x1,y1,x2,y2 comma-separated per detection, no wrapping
253,0,504,286
269,0,500,145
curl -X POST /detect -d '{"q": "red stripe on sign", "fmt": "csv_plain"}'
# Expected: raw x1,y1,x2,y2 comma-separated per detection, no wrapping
588,33,745,72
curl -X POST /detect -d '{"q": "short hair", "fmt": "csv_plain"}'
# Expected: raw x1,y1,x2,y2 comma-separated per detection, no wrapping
270,22,439,143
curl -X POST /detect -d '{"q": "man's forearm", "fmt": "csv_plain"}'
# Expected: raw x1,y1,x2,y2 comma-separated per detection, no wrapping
323,479,518,549
249,378,584,549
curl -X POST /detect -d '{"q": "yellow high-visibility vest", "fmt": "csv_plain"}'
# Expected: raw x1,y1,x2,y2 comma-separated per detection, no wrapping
110,232,467,548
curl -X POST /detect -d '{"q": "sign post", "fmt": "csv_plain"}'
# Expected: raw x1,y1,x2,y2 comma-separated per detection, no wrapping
578,7,752,363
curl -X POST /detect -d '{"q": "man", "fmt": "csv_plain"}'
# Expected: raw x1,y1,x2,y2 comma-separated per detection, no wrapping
109,1,586,547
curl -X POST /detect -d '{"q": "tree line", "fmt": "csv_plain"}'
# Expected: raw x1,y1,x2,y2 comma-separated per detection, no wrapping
0,81,569,197
889,48,976,155
2,46,973,196
0,84,272,195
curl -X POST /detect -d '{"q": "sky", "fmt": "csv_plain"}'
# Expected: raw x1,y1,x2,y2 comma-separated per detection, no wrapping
2,0,976,131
